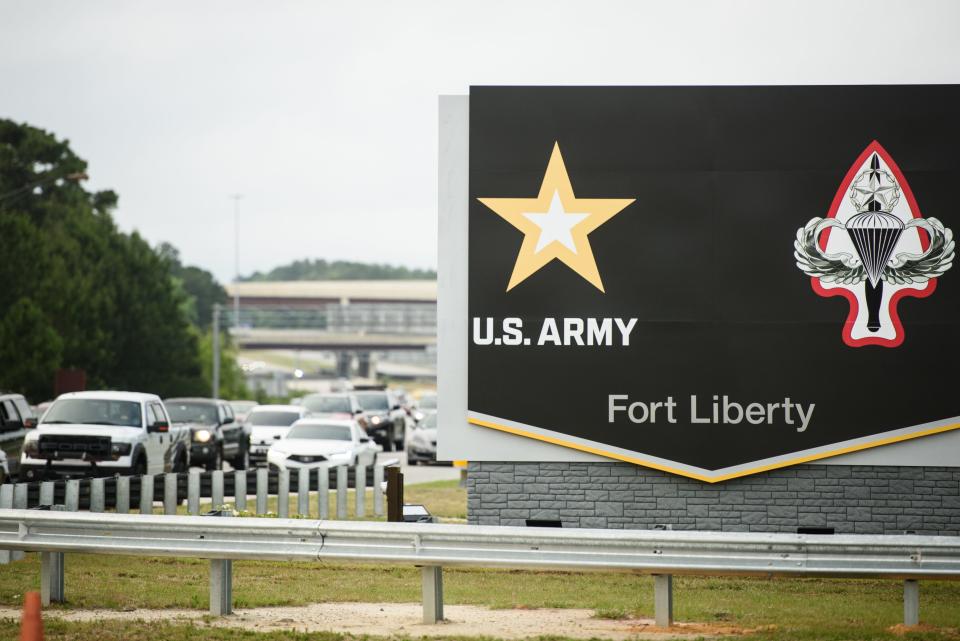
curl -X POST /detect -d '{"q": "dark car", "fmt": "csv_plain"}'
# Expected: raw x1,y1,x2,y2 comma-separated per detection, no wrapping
165,398,248,470
0,392,37,481
354,390,407,451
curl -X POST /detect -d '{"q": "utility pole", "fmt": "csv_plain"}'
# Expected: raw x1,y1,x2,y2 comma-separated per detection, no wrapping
230,193,243,330
212,303,221,400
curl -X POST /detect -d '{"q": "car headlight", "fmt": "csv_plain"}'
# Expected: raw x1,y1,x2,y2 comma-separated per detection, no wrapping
23,439,39,458
111,442,132,456
370,415,381,425
193,429,212,443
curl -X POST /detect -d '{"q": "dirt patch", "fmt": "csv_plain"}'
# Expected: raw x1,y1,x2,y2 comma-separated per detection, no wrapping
889,623,959,637
0,602,755,639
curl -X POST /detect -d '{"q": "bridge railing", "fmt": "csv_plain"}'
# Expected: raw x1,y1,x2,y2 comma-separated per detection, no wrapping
219,304,436,334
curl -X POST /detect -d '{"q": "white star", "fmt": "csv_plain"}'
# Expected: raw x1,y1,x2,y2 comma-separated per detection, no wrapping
522,190,590,254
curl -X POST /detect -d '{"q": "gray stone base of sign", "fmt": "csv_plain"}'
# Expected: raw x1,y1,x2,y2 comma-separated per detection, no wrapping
466,462,960,534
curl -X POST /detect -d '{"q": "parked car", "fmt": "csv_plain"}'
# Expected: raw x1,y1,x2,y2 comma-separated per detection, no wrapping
266,418,379,471
247,404,309,466
20,391,190,480
354,389,408,451
412,392,437,423
407,411,445,465
301,393,368,427
228,400,258,424
165,398,249,470
1,391,37,481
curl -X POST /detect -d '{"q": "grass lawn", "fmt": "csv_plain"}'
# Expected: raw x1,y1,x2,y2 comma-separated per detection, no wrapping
1,480,958,639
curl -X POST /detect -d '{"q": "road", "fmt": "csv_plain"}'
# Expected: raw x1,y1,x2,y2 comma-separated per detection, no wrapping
202,449,461,487
399,453,462,485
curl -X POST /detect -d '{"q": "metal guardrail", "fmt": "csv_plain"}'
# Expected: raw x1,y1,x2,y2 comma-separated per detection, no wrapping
0,510,957,626
0,459,397,565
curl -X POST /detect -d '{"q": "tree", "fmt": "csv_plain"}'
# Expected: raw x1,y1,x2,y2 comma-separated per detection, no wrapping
157,242,228,330
0,120,206,400
242,258,436,281
0,298,63,401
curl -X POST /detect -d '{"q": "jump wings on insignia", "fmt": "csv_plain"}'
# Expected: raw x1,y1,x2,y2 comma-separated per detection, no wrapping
794,155,954,288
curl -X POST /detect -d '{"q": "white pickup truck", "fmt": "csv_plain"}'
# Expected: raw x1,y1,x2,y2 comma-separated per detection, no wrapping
19,391,191,481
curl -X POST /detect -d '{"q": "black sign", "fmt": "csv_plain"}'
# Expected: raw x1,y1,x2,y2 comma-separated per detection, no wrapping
468,85,960,481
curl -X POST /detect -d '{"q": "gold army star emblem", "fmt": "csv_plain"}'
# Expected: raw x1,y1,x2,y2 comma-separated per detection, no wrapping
478,142,635,292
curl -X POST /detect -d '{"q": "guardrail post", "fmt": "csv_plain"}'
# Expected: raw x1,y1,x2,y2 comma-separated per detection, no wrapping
355,462,367,517
90,478,105,513
164,473,178,515
39,482,54,506
139,474,154,514
297,469,309,516
318,465,330,519
209,559,233,616
904,579,919,626
654,574,673,627
13,483,27,560
116,476,131,514
14,482,27,509
212,470,225,509
188,471,200,515
256,468,268,515
278,469,290,518
336,465,348,519
421,566,444,623
0,484,12,563
65,480,80,512
40,551,65,606
234,471,247,512
373,463,384,517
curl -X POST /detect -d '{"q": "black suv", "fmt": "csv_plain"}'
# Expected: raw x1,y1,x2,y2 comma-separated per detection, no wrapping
164,398,249,470
0,392,38,481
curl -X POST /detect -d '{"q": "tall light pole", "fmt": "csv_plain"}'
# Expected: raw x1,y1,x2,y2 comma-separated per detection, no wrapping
212,303,221,399
229,193,243,329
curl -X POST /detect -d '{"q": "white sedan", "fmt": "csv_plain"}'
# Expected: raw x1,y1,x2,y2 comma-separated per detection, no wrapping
266,418,380,470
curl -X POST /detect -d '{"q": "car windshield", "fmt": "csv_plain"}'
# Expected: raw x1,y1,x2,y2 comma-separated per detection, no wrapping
249,411,300,426
419,395,437,409
287,424,351,441
302,395,352,413
42,399,142,428
166,402,218,424
422,412,437,429
355,393,389,411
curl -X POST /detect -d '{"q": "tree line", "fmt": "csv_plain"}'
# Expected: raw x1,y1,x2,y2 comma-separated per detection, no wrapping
241,258,436,282
0,120,247,402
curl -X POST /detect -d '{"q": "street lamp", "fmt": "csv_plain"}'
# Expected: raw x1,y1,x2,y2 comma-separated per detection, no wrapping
229,193,243,329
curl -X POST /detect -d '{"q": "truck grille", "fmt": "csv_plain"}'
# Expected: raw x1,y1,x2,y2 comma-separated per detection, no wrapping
38,435,112,460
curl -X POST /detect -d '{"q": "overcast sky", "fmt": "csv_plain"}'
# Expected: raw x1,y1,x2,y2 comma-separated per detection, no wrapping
2,1,958,283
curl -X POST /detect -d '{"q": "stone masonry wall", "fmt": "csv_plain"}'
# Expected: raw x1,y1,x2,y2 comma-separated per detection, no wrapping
466,462,960,535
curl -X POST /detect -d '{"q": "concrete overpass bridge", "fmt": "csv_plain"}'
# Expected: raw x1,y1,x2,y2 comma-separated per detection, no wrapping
224,280,437,378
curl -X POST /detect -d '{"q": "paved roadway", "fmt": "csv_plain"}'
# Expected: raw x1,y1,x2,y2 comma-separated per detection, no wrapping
399,453,462,485
201,449,461,487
